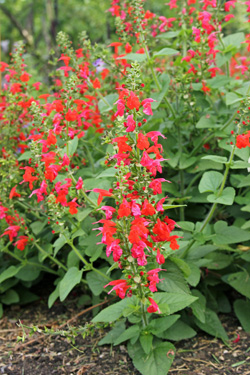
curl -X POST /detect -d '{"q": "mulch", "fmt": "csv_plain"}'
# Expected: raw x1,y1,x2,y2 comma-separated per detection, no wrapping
0,293,249,375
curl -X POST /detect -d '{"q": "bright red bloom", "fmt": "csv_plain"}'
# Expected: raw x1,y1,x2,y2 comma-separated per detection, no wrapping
20,72,30,82
126,92,140,111
9,185,21,199
15,236,29,251
92,188,114,205
141,199,156,216
147,297,161,313
104,279,131,299
137,133,149,150
21,167,38,189
68,199,79,215
1,225,20,241
118,198,131,217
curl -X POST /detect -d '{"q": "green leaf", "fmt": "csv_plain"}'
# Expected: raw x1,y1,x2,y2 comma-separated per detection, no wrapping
0,303,3,318
205,252,233,270
17,288,39,305
148,315,180,338
98,320,126,345
82,232,104,262
179,154,197,169
162,320,196,341
199,171,223,193
59,267,83,301
53,235,67,256
213,221,250,244
1,289,19,305
98,93,119,113
16,264,40,281
151,77,170,110
0,265,23,284
154,292,197,314
157,31,180,39
194,308,228,341
207,187,235,205
225,92,242,106
170,257,191,278
222,271,250,299
222,32,245,49
76,208,92,222
140,333,153,355
30,219,47,235
48,284,60,308
158,262,190,294
97,167,116,178
17,151,32,161
123,53,147,62
86,267,109,296
177,221,195,232
196,116,217,129
114,325,140,345
60,136,78,157
92,296,138,323
127,340,175,375
202,155,227,164
234,299,250,332
186,262,201,287
153,48,179,57
230,161,250,169
191,290,206,323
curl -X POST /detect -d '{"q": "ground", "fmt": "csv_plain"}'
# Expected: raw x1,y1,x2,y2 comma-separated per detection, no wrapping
0,290,250,375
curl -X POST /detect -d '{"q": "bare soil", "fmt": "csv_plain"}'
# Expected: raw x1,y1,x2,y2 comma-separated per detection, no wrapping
0,293,249,375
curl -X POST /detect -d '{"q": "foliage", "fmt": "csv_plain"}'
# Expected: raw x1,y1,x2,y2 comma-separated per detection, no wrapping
1,0,250,374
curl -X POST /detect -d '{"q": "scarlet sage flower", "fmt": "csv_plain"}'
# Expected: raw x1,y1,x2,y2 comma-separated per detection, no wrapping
147,297,161,313
104,279,131,299
91,188,114,205
14,236,29,251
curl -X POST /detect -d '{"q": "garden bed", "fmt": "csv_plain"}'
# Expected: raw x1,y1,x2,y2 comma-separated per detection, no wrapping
1,295,249,375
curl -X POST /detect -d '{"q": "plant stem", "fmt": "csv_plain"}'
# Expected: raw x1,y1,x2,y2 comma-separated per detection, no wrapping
2,245,59,276
32,239,68,272
140,29,176,119
62,233,112,281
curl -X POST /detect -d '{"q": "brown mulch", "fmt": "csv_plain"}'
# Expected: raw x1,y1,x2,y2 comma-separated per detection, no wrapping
0,295,250,375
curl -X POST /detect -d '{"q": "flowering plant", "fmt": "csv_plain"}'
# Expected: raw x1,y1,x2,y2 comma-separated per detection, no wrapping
1,0,250,373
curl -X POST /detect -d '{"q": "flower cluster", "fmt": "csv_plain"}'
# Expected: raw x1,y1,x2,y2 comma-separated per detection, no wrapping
92,64,179,313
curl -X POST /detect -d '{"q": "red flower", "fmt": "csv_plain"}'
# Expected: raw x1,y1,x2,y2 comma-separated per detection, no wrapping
20,72,30,82
92,188,114,205
126,92,140,111
118,198,131,217
92,78,101,89
15,236,29,251
104,279,131,299
9,185,21,199
147,297,161,313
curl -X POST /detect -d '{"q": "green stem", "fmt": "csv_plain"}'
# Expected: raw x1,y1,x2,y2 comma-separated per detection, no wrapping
62,233,111,281
2,245,59,276
32,239,68,272
140,29,176,119
179,170,185,221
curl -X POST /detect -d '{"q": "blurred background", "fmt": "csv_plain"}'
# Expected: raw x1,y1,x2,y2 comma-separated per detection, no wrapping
0,0,248,76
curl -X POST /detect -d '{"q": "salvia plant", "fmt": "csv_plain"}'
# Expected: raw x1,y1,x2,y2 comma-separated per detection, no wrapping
1,0,250,374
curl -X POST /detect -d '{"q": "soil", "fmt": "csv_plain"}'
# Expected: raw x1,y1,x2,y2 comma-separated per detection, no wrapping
0,292,250,375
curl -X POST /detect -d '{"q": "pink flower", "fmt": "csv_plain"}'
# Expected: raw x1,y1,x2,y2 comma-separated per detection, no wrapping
125,114,136,132
76,177,83,190
141,98,156,116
